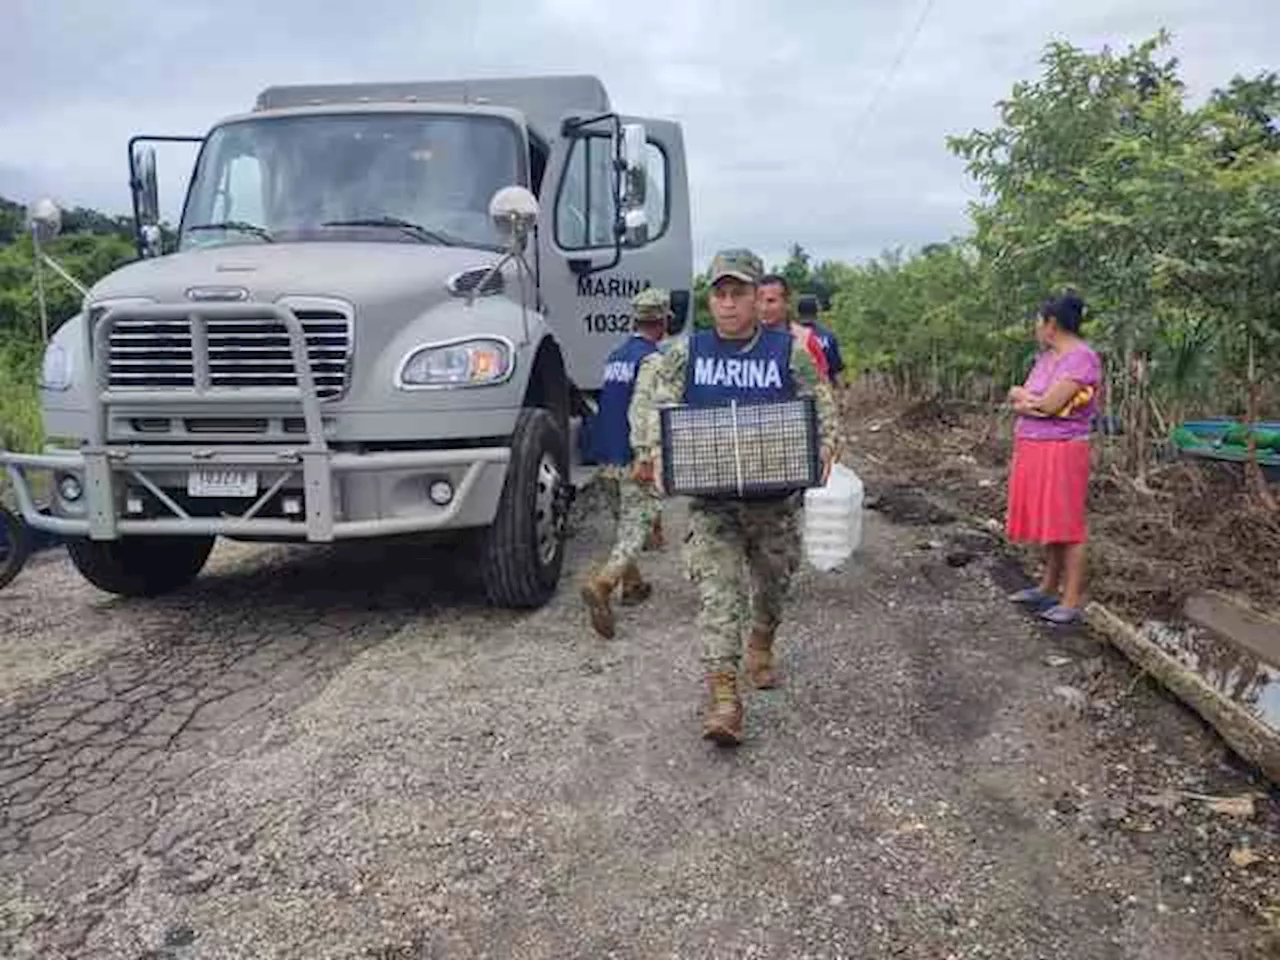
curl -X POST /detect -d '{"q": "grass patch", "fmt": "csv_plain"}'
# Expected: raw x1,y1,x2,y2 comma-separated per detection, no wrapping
0,342,42,507
0,342,41,454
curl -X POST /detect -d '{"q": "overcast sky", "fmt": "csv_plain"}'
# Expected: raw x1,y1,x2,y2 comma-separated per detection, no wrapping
3,0,1276,267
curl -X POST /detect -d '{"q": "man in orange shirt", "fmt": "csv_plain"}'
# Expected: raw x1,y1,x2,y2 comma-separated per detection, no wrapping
757,274,829,380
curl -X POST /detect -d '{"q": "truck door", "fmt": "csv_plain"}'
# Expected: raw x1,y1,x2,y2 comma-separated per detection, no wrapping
537,115,693,391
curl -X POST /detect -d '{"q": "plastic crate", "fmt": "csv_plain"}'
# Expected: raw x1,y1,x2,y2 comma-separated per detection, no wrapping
659,397,821,498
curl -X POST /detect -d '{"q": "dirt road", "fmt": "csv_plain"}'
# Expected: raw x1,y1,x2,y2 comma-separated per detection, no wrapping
1,469,1276,959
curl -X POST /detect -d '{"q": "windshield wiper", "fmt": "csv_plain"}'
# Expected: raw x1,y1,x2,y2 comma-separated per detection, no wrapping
321,216,462,247
185,221,274,242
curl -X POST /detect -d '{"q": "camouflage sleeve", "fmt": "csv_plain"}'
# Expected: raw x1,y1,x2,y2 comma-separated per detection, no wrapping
790,339,841,459
627,352,661,457
630,337,689,462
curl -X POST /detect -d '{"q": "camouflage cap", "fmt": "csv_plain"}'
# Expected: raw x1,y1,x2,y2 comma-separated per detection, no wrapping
708,248,764,286
632,286,671,319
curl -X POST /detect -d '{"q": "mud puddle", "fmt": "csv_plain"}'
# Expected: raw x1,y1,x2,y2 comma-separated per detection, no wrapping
1140,618,1280,731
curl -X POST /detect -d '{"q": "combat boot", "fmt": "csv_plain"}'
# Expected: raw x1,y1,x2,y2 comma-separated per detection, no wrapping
580,571,620,639
702,671,744,746
619,562,652,606
745,625,779,689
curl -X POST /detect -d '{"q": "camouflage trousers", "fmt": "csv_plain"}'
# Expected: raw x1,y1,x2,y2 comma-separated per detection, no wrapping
598,466,662,580
683,495,802,671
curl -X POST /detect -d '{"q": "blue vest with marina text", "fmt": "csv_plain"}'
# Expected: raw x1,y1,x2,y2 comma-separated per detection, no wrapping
593,336,659,465
806,321,844,380
683,328,794,408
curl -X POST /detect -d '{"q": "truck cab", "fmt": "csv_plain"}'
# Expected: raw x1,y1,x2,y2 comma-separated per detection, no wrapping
2,75,692,607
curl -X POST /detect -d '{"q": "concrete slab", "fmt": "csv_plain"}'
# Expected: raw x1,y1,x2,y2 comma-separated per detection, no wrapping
1185,591,1280,672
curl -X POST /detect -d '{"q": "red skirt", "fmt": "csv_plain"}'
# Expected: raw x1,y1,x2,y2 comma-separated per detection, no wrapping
1005,436,1090,544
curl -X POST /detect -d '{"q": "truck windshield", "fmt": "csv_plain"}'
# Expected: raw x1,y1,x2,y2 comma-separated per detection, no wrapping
180,112,524,251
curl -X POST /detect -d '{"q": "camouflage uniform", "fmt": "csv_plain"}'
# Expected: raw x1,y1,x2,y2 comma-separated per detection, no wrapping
683,496,803,665
630,249,840,744
595,463,661,584
580,287,671,639
634,320,839,670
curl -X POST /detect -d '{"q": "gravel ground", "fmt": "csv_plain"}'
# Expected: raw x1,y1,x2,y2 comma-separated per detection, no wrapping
1,464,1277,959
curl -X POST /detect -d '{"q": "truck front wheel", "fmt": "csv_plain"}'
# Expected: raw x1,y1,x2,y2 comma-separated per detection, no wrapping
477,408,569,608
66,535,216,598
0,506,30,592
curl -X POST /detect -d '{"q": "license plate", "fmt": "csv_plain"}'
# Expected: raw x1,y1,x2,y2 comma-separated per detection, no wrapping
187,469,258,498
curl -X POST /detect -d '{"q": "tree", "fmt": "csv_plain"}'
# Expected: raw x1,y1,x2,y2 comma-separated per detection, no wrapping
811,30,1276,481
1209,72,1280,164
779,243,812,293
0,198,24,245
1156,107,1280,500
946,31,1242,476
692,271,713,330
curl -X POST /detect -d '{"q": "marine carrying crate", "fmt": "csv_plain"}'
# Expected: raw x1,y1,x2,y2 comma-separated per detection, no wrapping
659,397,822,498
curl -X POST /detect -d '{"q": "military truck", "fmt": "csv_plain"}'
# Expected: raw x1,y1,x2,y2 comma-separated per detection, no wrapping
1,75,692,607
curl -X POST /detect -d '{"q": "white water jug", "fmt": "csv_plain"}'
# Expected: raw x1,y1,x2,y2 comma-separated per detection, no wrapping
803,463,864,572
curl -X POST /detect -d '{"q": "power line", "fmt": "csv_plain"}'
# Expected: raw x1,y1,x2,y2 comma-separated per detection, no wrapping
848,0,937,152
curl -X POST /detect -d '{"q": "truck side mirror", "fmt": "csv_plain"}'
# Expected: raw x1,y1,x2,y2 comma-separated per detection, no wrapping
619,122,649,247
488,185,540,253
470,186,541,309
27,198,63,245
26,198,89,342
131,145,162,257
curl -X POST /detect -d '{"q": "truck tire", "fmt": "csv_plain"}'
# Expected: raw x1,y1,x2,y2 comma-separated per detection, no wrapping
66,534,216,598
0,505,30,591
477,407,569,608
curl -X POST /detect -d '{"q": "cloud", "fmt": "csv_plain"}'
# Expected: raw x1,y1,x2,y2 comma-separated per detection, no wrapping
2,0,1277,269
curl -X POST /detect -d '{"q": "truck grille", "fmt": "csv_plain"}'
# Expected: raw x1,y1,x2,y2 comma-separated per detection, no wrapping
106,309,352,399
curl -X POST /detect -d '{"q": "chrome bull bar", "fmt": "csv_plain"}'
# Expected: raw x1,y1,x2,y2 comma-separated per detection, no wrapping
84,301,331,540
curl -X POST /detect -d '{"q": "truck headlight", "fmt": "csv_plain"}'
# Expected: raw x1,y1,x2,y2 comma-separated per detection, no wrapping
396,337,514,389
39,342,73,391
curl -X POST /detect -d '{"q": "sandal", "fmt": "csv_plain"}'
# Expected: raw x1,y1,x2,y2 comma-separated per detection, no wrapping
1039,604,1083,626
1009,587,1057,609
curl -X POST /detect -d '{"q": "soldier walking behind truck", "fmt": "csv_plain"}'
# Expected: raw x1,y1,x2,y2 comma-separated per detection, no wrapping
579,288,672,639
757,274,830,382
631,250,839,746
796,293,845,387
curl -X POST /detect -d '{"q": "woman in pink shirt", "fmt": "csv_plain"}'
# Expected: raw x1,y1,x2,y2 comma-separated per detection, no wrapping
1005,291,1101,626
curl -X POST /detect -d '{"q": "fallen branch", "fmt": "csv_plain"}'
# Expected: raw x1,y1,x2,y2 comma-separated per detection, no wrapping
1087,601,1280,786
1106,462,1162,497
